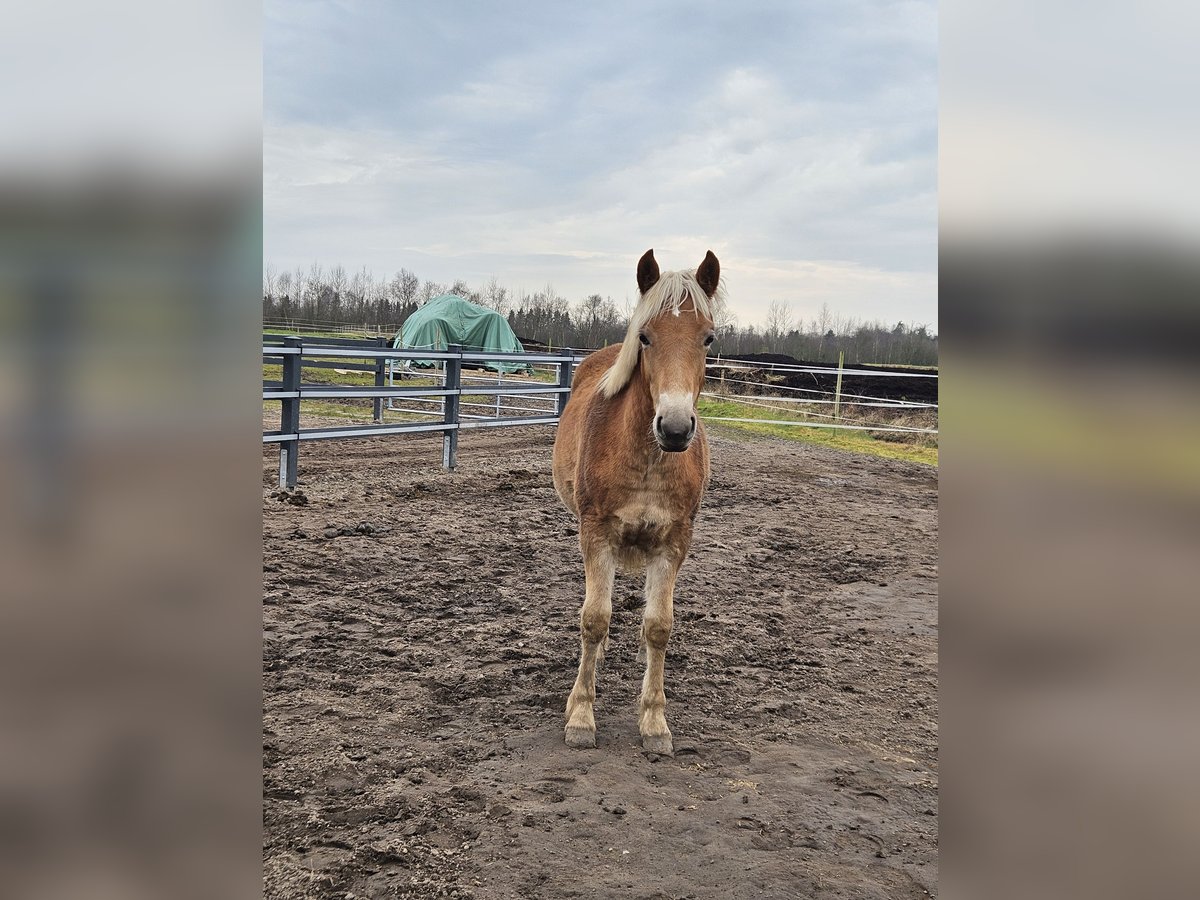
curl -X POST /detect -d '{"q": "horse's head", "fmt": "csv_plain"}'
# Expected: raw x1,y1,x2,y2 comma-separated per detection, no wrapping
634,249,720,452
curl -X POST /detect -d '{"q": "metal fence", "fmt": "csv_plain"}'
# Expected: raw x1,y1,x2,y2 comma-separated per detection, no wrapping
263,335,576,489
263,335,939,489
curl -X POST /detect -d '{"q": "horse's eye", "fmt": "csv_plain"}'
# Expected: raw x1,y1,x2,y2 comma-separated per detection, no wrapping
703,333,715,346
638,332,651,347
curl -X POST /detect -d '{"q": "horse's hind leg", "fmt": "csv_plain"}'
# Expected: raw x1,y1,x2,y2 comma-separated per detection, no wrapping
565,537,614,748
639,553,681,756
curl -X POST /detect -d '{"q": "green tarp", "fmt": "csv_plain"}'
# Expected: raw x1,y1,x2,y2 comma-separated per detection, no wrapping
391,294,532,374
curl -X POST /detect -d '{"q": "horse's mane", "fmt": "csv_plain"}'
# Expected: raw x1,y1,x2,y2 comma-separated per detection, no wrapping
596,268,727,399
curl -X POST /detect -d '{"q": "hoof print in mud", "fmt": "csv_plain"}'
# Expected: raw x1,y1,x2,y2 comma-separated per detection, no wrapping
564,726,596,749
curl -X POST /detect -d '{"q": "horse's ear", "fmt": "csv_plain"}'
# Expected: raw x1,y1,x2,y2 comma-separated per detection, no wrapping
696,250,720,298
637,249,660,295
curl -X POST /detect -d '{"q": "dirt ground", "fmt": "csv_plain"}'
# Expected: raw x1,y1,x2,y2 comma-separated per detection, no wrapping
263,425,938,899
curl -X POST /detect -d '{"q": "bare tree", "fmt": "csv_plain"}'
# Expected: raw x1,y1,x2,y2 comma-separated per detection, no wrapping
538,283,567,312
325,264,346,322
765,299,792,351
348,267,372,326
329,265,348,296
449,278,481,303
293,265,306,309
304,264,321,296
389,269,419,306
573,293,621,347
479,276,510,315
418,280,445,305
713,303,737,338
273,270,294,322
261,258,936,364
304,263,325,321
815,302,832,336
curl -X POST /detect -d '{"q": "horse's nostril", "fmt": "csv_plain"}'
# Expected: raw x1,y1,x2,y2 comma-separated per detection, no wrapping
655,416,663,432
689,416,696,431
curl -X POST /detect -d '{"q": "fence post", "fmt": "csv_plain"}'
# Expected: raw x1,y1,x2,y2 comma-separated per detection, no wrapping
373,335,387,423
388,322,402,411
556,349,574,417
442,343,462,470
279,336,302,490
833,350,845,422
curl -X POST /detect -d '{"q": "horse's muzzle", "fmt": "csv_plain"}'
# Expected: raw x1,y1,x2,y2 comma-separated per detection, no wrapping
654,413,696,452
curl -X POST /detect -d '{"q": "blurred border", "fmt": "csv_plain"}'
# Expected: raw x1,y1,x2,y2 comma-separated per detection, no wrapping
942,2,1200,897
0,3,262,898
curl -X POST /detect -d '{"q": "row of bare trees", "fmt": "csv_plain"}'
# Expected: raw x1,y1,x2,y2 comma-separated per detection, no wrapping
263,264,937,365
750,299,938,366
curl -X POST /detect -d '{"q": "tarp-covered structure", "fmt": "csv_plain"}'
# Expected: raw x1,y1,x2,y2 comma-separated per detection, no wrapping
391,294,532,374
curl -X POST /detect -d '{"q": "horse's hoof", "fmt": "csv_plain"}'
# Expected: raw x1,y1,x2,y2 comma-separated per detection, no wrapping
641,734,674,756
564,725,596,749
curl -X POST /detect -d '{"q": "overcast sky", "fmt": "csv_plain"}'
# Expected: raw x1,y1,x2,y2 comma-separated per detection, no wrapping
265,0,936,330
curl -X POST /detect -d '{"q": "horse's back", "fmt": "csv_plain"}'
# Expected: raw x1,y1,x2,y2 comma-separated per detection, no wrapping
552,344,622,518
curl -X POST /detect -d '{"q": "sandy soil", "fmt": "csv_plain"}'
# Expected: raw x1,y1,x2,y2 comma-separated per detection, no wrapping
263,425,938,899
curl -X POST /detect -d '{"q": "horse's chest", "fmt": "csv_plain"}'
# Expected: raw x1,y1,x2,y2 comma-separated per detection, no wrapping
611,490,676,550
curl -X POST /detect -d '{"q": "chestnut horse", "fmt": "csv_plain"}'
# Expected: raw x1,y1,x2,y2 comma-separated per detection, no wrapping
552,249,724,755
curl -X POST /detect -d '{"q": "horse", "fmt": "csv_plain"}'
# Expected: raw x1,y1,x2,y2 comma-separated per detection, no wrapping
552,249,725,755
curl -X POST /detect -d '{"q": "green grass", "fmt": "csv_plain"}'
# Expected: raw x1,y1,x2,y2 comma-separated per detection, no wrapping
698,398,938,466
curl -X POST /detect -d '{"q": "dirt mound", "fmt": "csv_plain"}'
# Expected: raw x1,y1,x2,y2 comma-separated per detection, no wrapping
263,428,938,898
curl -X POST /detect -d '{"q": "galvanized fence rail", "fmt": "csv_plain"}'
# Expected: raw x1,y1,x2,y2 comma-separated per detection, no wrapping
263,335,577,489
264,335,938,489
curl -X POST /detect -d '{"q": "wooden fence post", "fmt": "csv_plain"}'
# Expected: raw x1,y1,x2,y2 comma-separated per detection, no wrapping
833,350,845,422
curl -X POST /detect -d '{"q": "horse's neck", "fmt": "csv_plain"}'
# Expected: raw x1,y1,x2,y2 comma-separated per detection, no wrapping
615,365,663,471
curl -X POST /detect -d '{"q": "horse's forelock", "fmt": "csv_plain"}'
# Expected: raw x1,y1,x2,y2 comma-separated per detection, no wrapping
597,269,726,398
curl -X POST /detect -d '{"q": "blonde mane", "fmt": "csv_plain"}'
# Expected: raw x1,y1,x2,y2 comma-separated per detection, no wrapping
596,269,727,398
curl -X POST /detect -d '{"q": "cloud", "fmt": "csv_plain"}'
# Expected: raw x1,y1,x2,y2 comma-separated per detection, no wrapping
265,1,937,329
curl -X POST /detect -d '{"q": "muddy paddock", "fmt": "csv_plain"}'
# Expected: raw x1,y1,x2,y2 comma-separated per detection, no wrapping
263,426,938,899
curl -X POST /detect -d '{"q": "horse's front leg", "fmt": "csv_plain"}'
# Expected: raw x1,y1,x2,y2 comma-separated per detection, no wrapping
564,535,614,748
639,552,682,755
